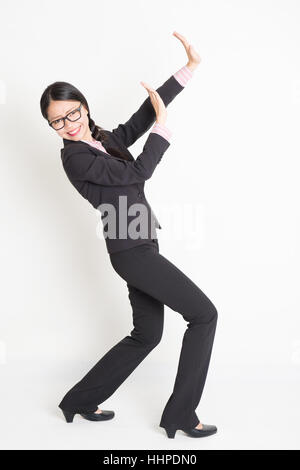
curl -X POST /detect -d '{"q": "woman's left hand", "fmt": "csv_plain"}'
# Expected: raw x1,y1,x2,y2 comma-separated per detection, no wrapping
172,31,201,72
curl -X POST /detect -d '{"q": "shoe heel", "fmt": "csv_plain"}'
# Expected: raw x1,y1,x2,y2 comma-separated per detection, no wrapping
62,409,75,423
164,425,177,439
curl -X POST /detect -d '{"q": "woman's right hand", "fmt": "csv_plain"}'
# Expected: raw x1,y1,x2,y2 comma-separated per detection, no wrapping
140,81,167,126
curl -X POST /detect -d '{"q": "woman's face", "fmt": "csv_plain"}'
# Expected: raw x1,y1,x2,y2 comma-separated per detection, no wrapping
47,100,92,141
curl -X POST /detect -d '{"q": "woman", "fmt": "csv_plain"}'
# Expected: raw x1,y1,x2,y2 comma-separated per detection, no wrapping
40,31,218,439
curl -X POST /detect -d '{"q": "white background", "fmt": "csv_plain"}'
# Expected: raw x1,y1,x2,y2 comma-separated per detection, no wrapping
1,0,299,450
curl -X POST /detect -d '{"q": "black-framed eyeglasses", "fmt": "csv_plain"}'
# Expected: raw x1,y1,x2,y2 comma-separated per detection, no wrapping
48,103,83,130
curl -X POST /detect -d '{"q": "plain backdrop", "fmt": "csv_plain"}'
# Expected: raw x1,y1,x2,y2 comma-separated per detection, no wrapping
1,0,300,450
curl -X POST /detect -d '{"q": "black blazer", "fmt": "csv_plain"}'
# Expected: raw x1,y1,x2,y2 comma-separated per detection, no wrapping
61,73,186,254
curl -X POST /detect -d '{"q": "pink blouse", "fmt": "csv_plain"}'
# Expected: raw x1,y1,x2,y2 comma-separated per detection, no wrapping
81,64,193,154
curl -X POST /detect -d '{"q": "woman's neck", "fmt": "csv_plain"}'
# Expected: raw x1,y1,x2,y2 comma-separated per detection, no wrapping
81,127,94,142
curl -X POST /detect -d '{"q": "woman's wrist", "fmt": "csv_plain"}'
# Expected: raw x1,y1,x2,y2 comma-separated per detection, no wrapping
186,61,198,73
152,122,172,142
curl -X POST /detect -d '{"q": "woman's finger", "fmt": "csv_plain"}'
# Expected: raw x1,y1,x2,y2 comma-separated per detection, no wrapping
173,31,189,50
140,81,154,91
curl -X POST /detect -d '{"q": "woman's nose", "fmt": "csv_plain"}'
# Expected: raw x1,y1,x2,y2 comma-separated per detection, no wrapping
64,121,76,131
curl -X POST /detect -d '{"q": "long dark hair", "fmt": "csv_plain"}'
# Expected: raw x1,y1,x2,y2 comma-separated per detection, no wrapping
39,80,110,142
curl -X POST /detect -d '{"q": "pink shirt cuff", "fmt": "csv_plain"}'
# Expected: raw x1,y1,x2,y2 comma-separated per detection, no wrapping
173,64,193,87
151,122,172,143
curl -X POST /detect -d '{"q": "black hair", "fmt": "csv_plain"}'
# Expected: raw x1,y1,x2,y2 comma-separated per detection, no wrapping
39,80,108,142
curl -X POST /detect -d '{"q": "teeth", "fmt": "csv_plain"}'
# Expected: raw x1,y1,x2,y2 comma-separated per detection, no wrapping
68,127,80,135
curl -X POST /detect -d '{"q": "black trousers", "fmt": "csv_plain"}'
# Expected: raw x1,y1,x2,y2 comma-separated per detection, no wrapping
58,238,218,429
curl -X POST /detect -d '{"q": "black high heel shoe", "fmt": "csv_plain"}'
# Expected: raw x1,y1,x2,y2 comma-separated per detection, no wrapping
163,423,217,439
61,408,115,423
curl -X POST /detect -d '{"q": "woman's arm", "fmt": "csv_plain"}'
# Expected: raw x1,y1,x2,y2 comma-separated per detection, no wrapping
62,131,170,187
111,32,201,148
111,69,190,148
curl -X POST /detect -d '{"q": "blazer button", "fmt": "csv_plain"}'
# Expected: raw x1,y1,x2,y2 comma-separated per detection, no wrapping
138,191,142,198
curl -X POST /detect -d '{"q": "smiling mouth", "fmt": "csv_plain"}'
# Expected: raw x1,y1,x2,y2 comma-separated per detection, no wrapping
67,126,81,136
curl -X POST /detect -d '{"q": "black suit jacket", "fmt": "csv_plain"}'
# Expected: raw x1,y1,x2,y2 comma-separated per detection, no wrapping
61,73,186,254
